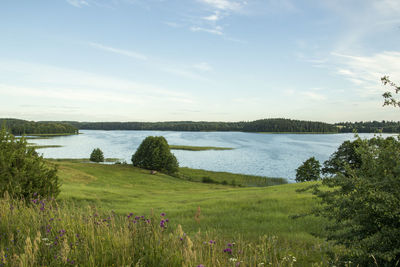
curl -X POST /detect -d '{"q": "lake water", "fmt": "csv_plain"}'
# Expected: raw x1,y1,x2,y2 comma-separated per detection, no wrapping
32,130,394,182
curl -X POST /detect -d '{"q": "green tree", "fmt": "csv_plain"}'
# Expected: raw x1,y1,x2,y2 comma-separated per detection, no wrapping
90,148,104,163
0,127,60,199
381,76,400,107
295,157,321,182
131,136,178,174
313,136,400,265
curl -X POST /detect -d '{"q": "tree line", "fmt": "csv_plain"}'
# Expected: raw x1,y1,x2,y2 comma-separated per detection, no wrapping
0,119,78,135
62,118,340,133
3,118,400,134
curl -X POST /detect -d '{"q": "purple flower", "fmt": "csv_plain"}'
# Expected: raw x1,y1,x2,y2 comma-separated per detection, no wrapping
161,212,166,217
227,243,233,247
209,240,216,244
197,265,205,267
223,248,232,254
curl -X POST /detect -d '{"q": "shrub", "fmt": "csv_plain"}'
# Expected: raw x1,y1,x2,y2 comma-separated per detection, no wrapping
0,128,59,199
90,148,104,163
295,157,321,182
131,136,178,174
201,176,215,183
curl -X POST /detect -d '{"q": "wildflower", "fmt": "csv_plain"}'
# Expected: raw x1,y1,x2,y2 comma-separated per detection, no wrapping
209,240,215,244
223,248,232,254
197,265,205,267
161,212,166,216
229,258,237,262
227,243,233,247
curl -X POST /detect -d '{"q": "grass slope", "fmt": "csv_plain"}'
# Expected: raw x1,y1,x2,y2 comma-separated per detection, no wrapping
51,160,330,264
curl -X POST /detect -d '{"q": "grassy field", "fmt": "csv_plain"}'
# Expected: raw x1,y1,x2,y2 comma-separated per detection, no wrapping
169,145,234,151
44,160,333,265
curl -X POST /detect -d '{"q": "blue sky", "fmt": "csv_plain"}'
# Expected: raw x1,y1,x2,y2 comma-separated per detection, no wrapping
1,0,399,122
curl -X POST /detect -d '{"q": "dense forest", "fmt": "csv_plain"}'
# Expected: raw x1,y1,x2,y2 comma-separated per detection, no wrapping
0,119,78,135
3,118,400,134
335,120,400,133
57,118,339,133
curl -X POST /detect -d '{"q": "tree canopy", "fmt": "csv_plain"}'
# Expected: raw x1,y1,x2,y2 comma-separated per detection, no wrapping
131,136,179,174
295,157,321,182
90,148,104,163
0,128,60,199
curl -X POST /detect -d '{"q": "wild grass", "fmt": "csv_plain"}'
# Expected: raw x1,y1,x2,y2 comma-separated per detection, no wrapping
31,161,343,265
0,193,338,266
169,145,233,151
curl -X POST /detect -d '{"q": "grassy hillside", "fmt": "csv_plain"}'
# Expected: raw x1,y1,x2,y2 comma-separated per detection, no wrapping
47,160,333,265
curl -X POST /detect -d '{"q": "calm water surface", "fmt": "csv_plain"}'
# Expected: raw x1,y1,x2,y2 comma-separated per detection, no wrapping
33,130,393,182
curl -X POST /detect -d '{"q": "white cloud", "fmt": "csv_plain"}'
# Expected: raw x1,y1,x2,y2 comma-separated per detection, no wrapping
333,51,400,95
0,60,194,105
190,26,223,35
66,0,89,8
203,11,221,21
198,0,243,11
89,42,147,60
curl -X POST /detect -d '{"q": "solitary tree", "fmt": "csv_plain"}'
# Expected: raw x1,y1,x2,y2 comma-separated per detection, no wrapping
131,136,178,174
295,157,321,182
0,127,60,199
90,148,104,163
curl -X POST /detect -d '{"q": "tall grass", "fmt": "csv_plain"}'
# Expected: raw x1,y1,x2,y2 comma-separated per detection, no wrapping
0,194,338,266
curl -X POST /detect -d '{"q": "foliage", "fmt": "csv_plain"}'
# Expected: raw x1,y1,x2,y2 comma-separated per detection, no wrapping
295,157,321,182
90,148,104,163
322,139,364,177
0,118,78,135
381,76,400,107
132,136,179,174
0,128,60,200
335,120,400,133
313,135,400,265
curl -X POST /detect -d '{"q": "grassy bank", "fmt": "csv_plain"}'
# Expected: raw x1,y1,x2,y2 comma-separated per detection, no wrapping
169,145,234,151
28,145,63,149
178,167,287,186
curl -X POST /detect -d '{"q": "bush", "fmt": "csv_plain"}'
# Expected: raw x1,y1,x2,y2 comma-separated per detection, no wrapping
313,135,400,265
0,128,59,199
131,136,178,174
90,148,104,163
295,157,321,182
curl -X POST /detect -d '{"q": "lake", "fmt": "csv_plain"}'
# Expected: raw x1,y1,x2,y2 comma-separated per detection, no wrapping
32,130,393,182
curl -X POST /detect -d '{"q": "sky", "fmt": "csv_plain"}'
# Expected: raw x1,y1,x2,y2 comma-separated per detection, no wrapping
0,0,400,123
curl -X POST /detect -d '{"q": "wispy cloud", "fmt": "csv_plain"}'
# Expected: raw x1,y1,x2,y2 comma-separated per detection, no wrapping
66,0,89,8
89,42,147,60
190,26,223,35
203,11,221,21
333,51,400,95
301,91,326,101
198,0,244,11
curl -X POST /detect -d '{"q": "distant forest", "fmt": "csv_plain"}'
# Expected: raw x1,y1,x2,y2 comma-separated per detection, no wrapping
49,119,400,133
2,118,400,134
0,119,78,135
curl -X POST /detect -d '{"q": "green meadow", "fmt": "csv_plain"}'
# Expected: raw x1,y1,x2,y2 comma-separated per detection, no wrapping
48,160,332,265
